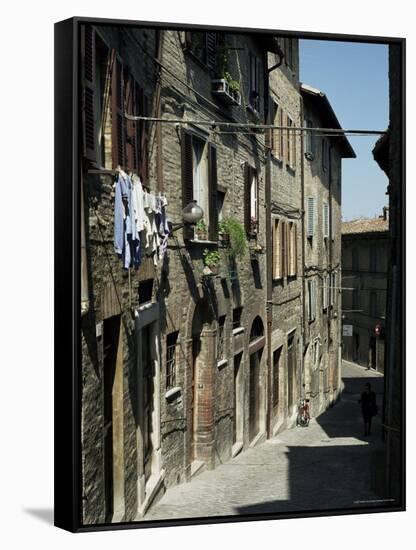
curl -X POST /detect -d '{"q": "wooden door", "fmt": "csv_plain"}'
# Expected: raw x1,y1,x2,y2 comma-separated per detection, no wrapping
249,350,261,442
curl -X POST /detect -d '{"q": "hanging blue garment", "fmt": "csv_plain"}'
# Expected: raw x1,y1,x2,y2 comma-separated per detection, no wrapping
114,175,125,255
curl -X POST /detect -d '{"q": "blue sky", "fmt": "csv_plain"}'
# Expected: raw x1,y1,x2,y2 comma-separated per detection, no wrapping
299,40,389,221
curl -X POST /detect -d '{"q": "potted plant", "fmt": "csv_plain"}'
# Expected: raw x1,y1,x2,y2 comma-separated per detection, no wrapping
195,219,208,241
202,248,221,276
218,219,230,245
219,217,247,260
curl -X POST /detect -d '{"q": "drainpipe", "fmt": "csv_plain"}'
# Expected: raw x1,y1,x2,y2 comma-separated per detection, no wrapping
264,50,282,438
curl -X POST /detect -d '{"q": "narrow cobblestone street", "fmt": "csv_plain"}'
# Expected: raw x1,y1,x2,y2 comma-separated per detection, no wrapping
143,361,385,521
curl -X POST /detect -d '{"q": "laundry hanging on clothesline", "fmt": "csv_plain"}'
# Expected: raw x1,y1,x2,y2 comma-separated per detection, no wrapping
113,170,170,270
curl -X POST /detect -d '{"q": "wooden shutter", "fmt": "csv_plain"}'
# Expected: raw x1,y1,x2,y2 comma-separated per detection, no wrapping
279,107,284,160
272,218,281,279
280,220,286,278
307,197,315,238
137,88,150,185
111,54,125,169
205,33,217,69
208,143,218,240
125,71,138,173
244,163,251,234
81,25,97,163
331,206,336,241
293,223,297,275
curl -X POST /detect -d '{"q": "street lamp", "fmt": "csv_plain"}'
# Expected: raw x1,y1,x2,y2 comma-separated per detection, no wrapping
168,200,204,233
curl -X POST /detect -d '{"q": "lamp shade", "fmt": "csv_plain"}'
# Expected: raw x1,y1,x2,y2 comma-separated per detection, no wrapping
182,201,204,224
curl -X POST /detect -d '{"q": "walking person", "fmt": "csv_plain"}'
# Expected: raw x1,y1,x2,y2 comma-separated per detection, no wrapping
358,382,377,436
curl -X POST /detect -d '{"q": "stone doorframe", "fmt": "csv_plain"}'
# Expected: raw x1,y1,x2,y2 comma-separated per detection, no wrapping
134,303,165,518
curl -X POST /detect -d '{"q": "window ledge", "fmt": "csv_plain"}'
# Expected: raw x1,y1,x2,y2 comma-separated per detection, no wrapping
165,386,182,401
233,327,245,336
217,359,228,369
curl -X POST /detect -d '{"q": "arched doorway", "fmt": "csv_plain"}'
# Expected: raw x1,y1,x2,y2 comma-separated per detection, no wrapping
248,316,265,442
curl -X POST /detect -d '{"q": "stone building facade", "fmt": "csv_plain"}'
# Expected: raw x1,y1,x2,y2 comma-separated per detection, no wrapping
372,43,403,504
301,84,356,417
341,214,389,372
79,24,353,525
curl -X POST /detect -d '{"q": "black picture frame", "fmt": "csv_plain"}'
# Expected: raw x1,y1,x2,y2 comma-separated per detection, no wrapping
54,16,405,533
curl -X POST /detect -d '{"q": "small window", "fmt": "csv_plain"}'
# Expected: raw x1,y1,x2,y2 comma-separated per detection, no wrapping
185,31,218,69
245,164,259,235
322,274,329,310
308,279,316,321
304,119,315,160
138,279,154,305
330,272,337,306
233,307,243,330
248,52,261,112
250,316,264,341
217,316,226,361
166,331,179,390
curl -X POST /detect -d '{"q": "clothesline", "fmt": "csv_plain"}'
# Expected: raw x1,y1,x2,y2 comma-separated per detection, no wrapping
124,114,387,136
114,169,170,271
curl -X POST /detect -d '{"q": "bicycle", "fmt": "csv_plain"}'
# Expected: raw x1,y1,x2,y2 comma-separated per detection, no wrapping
296,398,310,427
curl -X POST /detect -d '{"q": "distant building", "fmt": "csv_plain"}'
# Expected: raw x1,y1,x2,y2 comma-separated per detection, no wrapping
301,84,356,417
341,212,389,371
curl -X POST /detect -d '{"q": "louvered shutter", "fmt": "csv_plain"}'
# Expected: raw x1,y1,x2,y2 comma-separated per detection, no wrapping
331,206,336,241
111,54,125,169
205,33,217,69
272,219,277,278
307,197,315,238
280,220,286,278
81,25,97,163
323,203,329,239
244,163,251,234
208,143,218,240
